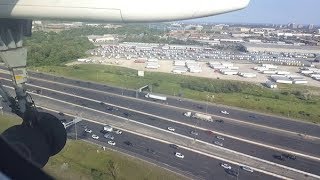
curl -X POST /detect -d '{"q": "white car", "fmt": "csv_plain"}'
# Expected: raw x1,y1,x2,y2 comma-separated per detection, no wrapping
214,141,223,147
221,110,229,115
84,128,92,133
241,166,254,173
216,136,224,140
175,152,184,159
108,141,116,146
114,129,122,134
221,163,231,169
167,127,175,132
92,134,99,139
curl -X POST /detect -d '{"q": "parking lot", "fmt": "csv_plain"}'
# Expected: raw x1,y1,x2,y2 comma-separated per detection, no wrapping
70,57,320,88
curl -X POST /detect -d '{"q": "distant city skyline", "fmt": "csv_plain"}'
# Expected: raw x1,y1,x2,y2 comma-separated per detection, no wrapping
187,0,320,25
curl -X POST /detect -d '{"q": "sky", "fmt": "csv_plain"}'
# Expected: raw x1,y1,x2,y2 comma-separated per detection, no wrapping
190,0,320,25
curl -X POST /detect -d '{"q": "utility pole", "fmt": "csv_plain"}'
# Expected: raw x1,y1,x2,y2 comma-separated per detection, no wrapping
75,116,78,140
206,94,209,114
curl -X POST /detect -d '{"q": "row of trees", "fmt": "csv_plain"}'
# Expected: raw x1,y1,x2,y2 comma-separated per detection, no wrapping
180,80,249,93
25,31,94,66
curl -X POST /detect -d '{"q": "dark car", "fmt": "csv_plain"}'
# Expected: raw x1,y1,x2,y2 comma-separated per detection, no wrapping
169,144,179,149
249,115,256,118
123,112,130,117
196,105,203,109
146,148,156,154
58,112,64,116
99,102,105,105
215,119,224,123
225,169,239,177
282,153,296,160
273,155,285,161
124,141,133,146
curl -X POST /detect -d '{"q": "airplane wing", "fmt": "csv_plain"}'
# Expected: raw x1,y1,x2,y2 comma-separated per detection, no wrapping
0,0,250,22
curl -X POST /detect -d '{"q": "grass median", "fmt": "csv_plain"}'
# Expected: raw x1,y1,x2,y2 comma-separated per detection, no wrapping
0,114,186,180
30,64,320,124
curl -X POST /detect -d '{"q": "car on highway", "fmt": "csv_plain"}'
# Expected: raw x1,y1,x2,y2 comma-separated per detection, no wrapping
249,115,256,119
169,144,179,149
167,127,175,132
220,110,229,115
92,134,99,139
114,129,122,134
106,106,118,111
58,112,65,116
282,153,296,160
216,136,224,140
99,101,105,105
220,163,231,169
124,141,133,146
190,131,199,136
123,112,130,117
241,166,254,173
214,141,223,147
273,155,285,161
104,133,114,140
103,125,113,132
175,152,184,159
226,169,239,177
146,148,156,154
196,105,204,109
215,119,224,123
108,141,116,146
84,128,92,133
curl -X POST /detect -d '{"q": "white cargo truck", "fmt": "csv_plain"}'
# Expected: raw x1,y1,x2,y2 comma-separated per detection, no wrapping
145,93,167,101
192,113,213,122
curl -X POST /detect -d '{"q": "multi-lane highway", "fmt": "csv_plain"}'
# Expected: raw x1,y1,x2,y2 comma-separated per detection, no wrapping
23,69,320,138
1,68,320,179
60,112,276,180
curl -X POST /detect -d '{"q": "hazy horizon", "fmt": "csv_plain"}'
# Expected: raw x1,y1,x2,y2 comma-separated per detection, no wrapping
185,0,320,26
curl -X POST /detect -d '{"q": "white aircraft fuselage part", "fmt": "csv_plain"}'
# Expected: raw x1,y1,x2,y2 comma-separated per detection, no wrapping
0,0,250,22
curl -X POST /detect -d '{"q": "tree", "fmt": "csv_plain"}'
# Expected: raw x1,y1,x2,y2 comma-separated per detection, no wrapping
106,160,119,180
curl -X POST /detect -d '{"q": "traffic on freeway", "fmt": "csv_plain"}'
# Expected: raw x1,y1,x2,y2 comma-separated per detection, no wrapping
1,69,320,179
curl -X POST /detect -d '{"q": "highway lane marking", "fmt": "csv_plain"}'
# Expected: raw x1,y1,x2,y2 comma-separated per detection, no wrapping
32,106,293,180
5,81,320,162
16,75,320,140
3,85,318,180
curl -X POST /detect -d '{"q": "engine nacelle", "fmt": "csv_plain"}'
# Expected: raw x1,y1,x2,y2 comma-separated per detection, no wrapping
0,0,250,22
